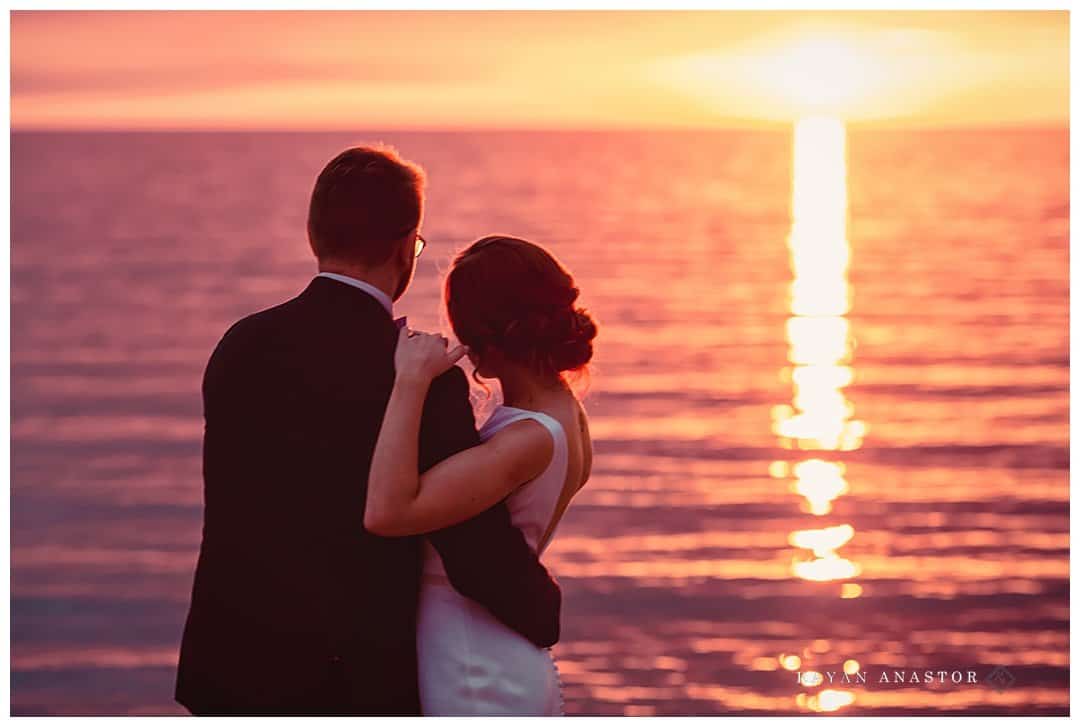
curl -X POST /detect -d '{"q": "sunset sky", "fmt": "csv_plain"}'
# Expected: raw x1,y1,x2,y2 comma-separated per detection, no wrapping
11,10,1069,130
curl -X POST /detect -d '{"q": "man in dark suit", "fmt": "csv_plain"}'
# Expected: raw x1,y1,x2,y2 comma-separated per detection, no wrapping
175,146,561,715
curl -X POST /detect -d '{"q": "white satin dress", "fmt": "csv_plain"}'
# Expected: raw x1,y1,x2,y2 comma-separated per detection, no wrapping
417,405,569,716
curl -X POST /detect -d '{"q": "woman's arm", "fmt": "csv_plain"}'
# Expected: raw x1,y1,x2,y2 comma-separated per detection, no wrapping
418,361,563,648
364,329,553,536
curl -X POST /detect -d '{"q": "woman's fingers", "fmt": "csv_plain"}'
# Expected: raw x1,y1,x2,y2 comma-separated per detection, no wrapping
395,329,465,368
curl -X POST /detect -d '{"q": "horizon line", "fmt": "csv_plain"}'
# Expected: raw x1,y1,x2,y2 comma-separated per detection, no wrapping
10,120,1069,134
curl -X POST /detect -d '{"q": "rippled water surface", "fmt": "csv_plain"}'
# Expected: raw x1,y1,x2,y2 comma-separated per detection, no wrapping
11,129,1069,715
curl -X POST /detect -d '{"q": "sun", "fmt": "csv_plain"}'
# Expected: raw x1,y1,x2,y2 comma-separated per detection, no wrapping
653,30,891,122
753,36,876,116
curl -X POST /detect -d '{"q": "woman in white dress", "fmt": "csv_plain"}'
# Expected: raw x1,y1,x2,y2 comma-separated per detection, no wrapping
364,235,596,715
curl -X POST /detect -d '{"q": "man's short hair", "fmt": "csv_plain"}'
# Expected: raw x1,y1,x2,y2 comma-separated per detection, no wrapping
307,145,425,266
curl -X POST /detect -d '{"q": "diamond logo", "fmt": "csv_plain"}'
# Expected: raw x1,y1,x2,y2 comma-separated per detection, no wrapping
985,665,1016,692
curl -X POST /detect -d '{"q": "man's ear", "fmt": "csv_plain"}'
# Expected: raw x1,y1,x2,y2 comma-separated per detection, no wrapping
397,233,413,268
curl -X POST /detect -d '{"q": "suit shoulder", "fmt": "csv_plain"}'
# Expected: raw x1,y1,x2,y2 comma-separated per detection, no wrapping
430,364,471,396
204,298,301,386
212,297,298,355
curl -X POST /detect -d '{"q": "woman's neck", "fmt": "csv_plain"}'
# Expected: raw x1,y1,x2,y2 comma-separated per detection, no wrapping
499,369,567,410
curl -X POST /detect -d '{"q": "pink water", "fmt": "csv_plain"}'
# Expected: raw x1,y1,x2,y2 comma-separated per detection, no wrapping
11,128,1069,714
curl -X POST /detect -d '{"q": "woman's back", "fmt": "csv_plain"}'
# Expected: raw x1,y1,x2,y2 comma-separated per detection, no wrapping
526,394,591,553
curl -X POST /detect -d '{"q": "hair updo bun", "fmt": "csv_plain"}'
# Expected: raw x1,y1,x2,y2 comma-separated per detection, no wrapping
548,307,598,372
445,236,598,378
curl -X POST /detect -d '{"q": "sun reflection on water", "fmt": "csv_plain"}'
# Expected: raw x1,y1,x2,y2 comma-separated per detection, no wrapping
808,689,858,712
773,116,865,713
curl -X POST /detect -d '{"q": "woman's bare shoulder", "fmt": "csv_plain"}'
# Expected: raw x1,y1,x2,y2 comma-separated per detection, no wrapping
485,418,556,481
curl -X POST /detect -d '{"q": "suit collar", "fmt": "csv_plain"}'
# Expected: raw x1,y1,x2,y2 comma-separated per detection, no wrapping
302,275,395,324
315,272,393,315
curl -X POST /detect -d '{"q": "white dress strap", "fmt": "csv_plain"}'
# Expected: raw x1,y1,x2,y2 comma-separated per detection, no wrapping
520,412,569,555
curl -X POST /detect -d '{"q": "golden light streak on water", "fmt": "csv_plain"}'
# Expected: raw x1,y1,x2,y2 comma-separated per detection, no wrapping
789,524,854,555
791,554,861,582
790,459,848,515
749,656,779,671
773,117,865,598
775,116,865,456
812,689,857,712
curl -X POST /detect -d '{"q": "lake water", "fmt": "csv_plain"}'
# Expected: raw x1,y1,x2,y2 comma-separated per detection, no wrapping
11,128,1069,715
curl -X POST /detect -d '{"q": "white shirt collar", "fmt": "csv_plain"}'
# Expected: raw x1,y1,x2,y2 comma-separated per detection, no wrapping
316,272,393,315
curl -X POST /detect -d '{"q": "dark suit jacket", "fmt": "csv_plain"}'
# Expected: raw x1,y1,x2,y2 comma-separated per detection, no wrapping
175,276,561,715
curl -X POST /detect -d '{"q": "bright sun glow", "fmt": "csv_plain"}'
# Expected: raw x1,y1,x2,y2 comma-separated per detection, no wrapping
755,37,878,116
655,30,903,122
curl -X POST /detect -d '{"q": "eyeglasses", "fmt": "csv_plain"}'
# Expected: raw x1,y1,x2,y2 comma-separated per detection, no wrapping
415,233,427,258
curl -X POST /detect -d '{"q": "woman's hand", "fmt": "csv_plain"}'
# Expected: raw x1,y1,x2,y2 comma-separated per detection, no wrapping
394,327,467,385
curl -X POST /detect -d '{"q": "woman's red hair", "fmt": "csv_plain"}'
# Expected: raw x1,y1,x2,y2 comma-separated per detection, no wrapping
445,236,597,379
